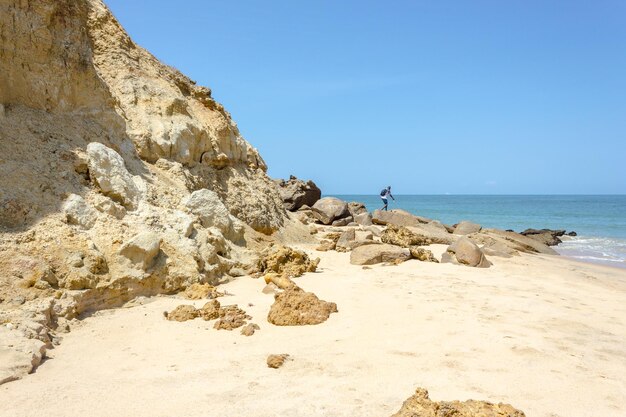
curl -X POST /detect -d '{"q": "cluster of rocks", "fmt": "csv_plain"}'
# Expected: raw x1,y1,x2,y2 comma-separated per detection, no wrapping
165,299,255,332
520,228,576,246
273,190,563,269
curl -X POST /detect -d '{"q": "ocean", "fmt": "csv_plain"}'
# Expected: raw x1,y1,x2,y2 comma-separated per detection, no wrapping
330,195,626,268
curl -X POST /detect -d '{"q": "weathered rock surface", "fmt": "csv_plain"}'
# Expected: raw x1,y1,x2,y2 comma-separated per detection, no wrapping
184,283,224,300
442,237,491,268
254,246,319,278
382,224,452,247
476,229,558,255
521,228,567,246
240,323,260,336
350,244,411,265
275,175,321,211
267,354,290,369
267,287,337,326
409,247,439,263
390,387,526,417
372,209,431,227
454,221,482,235
311,197,349,225
0,0,297,384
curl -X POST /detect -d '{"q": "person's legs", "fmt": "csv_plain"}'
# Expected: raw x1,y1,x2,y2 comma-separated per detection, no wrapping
381,198,388,211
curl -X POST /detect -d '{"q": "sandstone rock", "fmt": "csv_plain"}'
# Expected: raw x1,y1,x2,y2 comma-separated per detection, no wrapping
315,240,336,252
372,209,430,227
184,189,242,242
365,225,383,237
347,201,368,217
267,354,290,369
184,283,223,300
311,197,349,225
409,247,439,263
62,194,97,229
453,221,482,235
350,244,411,265
264,273,297,290
332,215,354,227
390,387,526,417
381,224,433,247
335,229,356,252
478,229,558,255
214,305,250,330
354,211,373,226
275,176,321,211
166,305,198,322
255,246,319,278
240,323,260,336
119,232,161,271
0,327,47,385
86,143,141,209
198,300,221,321
443,237,491,268
520,228,566,246
267,287,337,326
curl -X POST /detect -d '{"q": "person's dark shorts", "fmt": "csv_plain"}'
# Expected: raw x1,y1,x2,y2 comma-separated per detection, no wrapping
381,198,388,205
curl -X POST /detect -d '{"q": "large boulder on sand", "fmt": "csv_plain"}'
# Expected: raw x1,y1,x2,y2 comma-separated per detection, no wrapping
372,209,431,227
390,387,526,417
311,197,349,225
350,244,411,265
267,287,337,326
442,237,491,268
453,221,482,235
381,224,453,246
87,142,142,209
275,175,321,211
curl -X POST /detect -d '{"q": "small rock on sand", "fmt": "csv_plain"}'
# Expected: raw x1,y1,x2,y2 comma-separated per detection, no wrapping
267,354,290,369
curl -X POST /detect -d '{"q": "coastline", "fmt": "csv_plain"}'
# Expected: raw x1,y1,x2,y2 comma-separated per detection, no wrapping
2,246,625,417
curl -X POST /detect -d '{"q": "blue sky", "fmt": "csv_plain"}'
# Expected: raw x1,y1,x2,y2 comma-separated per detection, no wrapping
105,0,626,194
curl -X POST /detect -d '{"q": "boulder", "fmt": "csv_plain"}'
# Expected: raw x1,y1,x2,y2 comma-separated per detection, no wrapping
478,229,558,255
0,327,47,385
442,237,491,268
62,194,97,229
453,221,482,235
332,215,354,227
390,387,526,417
119,232,161,270
267,287,337,326
86,142,141,209
311,197,349,225
354,211,373,226
520,228,566,246
183,189,242,242
350,244,411,265
372,209,430,227
347,201,368,217
335,229,356,252
275,175,321,211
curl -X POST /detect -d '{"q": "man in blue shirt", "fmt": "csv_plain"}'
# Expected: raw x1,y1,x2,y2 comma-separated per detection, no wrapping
380,186,395,211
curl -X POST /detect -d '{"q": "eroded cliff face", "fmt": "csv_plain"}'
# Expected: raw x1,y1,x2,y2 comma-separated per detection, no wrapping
0,0,290,383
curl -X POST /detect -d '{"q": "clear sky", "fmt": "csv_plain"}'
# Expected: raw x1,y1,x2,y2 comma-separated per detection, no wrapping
105,0,626,194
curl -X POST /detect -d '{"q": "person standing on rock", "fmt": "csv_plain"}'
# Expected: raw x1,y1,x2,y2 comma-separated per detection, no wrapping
380,186,395,211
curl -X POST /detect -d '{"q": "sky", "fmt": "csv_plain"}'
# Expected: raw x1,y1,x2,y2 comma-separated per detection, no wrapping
105,0,626,194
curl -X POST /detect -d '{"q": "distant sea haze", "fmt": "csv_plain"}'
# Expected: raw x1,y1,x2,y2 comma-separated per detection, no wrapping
330,194,626,269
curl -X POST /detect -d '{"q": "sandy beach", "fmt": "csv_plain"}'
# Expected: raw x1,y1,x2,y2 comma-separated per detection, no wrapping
2,246,625,417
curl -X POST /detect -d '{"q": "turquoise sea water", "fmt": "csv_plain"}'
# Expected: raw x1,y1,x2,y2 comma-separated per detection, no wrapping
331,195,626,268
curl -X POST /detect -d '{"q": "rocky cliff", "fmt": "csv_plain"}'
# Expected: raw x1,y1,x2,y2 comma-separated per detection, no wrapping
0,0,292,383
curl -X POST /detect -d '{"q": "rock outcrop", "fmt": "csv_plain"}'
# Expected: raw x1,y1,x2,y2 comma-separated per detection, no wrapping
372,209,431,227
254,246,320,278
520,228,567,246
453,221,482,235
0,0,295,384
275,175,321,211
390,387,526,417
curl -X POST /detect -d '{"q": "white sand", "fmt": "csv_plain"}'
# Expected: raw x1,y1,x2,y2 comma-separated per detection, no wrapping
2,247,625,417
